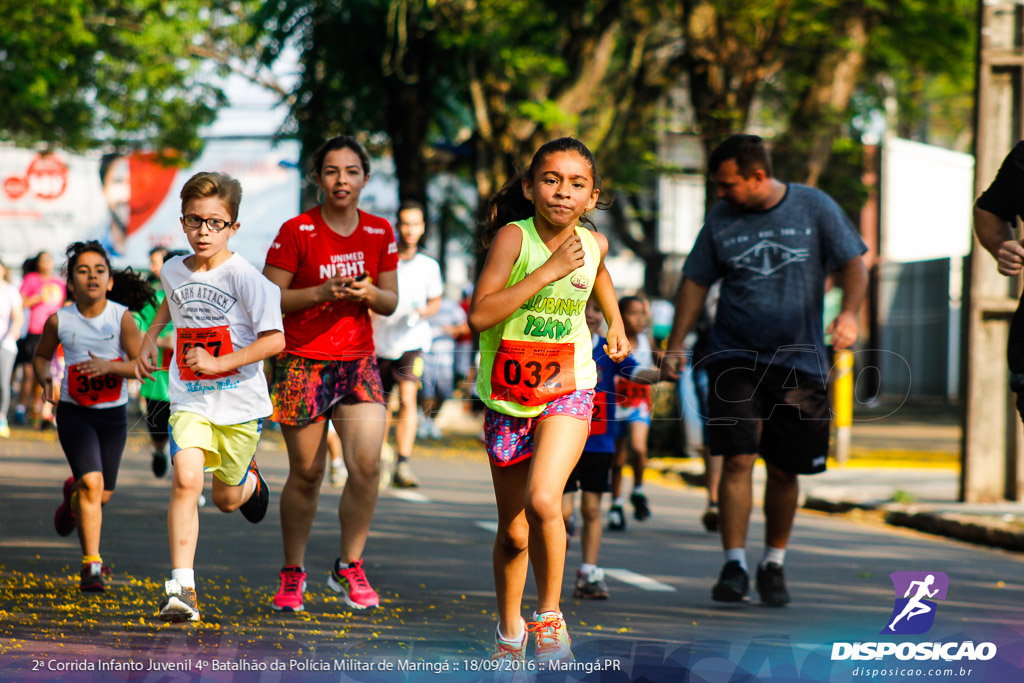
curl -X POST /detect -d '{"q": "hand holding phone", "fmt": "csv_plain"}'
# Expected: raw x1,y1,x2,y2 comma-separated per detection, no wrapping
341,271,372,302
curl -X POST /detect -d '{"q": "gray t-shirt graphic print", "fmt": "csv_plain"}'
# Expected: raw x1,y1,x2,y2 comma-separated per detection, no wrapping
683,183,867,378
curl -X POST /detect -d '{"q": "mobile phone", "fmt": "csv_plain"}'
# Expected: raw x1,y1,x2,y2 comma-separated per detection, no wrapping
353,272,369,282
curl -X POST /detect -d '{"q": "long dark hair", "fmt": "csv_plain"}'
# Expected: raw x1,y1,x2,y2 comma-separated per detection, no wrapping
482,137,608,248
64,241,155,312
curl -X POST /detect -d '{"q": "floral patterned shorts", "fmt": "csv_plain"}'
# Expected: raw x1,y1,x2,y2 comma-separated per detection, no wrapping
269,353,385,426
484,389,594,467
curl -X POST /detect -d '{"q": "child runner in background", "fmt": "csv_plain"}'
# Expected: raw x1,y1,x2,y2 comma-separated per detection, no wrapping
561,298,632,601
419,295,470,439
0,259,24,438
469,137,629,667
560,297,667,600
34,241,152,592
136,172,285,623
135,249,187,479
608,295,657,529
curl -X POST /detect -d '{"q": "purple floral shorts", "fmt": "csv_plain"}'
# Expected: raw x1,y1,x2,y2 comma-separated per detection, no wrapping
484,389,594,467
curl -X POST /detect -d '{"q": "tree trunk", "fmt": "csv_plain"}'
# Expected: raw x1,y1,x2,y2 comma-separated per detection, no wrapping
778,6,875,187
384,12,435,208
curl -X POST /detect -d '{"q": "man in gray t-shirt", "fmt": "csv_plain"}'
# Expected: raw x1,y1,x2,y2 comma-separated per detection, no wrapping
665,134,868,608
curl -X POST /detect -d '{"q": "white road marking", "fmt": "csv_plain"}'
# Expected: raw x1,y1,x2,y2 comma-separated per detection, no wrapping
604,568,676,592
477,521,499,533
391,490,431,503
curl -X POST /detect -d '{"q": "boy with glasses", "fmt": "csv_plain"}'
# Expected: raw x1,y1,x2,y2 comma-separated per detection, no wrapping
136,172,285,622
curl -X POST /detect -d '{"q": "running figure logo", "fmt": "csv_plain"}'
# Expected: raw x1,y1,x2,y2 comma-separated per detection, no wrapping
882,571,949,635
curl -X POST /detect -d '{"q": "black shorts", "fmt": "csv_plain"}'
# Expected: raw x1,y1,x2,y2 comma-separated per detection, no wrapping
564,450,614,494
56,401,128,490
144,399,170,440
377,350,423,394
705,361,830,474
15,333,40,366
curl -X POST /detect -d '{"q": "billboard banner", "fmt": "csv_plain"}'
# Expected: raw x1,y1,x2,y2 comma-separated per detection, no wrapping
1,139,300,271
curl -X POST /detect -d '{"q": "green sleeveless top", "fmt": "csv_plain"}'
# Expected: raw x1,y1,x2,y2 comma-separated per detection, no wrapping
477,217,600,417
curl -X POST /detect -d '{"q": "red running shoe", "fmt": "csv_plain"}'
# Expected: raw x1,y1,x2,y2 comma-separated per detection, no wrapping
54,477,76,537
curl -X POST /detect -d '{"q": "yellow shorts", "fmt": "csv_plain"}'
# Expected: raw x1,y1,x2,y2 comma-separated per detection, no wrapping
169,411,262,486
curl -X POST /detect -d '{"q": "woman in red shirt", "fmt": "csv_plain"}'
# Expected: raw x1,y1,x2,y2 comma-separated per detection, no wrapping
263,136,398,613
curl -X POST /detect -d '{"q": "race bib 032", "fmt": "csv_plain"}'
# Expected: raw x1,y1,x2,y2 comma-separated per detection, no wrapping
490,339,576,407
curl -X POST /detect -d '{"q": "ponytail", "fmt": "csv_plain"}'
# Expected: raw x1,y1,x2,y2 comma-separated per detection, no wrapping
482,172,535,249
110,268,156,312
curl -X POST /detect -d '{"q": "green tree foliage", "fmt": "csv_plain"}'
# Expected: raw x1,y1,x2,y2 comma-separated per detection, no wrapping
255,1,682,212
682,0,975,192
252,0,974,290
0,0,231,158
437,1,682,204
255,0,451,207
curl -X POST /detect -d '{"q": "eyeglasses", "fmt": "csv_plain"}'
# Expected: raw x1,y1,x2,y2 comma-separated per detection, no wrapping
181,215,235,232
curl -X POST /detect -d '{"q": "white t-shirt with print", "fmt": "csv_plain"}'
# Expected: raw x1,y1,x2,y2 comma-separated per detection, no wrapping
161,253,283,425
373,251,443,359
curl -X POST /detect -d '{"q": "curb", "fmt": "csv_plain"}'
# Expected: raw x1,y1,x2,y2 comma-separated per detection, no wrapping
799,498,1024,553
882,509,1024,553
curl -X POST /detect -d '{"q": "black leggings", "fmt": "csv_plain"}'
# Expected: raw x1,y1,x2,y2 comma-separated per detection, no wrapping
56,402,128,491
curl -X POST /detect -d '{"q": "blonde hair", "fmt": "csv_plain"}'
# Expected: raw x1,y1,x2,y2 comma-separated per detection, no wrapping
179,172,243,220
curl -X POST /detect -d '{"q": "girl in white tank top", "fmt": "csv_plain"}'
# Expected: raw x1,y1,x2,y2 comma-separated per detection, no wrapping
32,241,153,593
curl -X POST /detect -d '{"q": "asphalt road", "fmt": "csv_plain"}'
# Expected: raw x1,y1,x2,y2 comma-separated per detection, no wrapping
1,424,1022,682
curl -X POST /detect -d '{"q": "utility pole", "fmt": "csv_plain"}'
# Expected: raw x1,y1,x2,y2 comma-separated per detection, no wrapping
962,0,1024,502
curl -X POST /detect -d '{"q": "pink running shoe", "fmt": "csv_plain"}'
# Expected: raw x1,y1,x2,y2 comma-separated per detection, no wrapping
327,558,380,609
271,565,307,612
54,477,76,537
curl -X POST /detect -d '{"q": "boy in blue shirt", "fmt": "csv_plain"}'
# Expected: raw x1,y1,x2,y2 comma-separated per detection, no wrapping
562,298,666,598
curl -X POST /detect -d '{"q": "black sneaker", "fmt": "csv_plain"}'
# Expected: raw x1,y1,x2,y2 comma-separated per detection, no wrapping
79,563,107,592
701,504,719,533
573,568,609,600
239,459,269,524
151,450,169,478
566,512,579,538
630,491,650,521
711,560,749,602
756,562,791,606
607,504,626,531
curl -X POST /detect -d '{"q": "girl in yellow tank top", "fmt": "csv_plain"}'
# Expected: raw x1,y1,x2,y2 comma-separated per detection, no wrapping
467,138,630,665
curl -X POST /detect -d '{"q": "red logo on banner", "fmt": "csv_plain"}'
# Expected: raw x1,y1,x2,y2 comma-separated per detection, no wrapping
26,155,68,199
3,154,69,200
3,176,27,199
